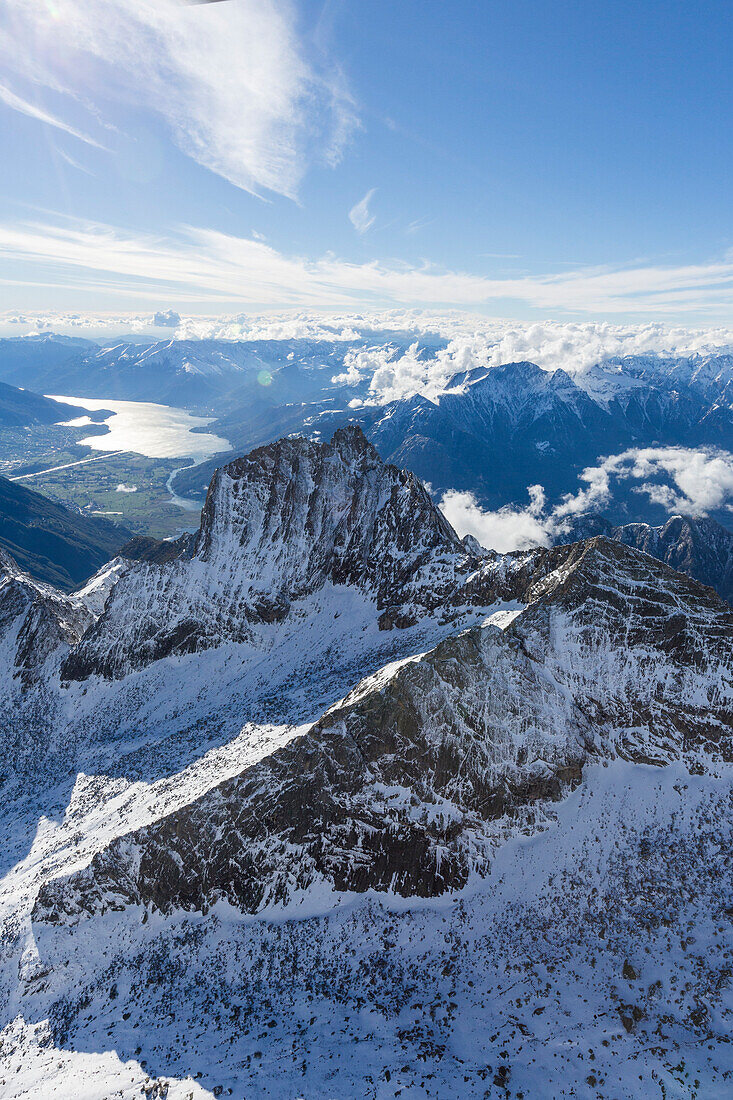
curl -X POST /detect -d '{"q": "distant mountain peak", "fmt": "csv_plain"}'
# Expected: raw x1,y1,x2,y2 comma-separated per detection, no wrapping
559,513,733,604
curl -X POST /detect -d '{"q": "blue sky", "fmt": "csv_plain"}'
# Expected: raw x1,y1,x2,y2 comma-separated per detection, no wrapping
1,0,732,320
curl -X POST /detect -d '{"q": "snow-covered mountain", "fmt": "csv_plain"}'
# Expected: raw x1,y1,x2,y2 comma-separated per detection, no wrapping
590,352,733,413
37,534,732,924
0,547,95,686
0,334,96,390
1,427,732,1098
63,426,485,680
174,354,733,529
0,336,366,408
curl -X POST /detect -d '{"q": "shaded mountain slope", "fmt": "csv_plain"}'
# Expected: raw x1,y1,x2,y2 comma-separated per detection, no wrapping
0,384,83,428
0,476,131,591
562,513,733,603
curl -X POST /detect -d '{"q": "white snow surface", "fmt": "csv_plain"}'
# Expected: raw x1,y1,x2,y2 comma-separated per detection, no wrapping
2,764,731,1099
0,429,731,1099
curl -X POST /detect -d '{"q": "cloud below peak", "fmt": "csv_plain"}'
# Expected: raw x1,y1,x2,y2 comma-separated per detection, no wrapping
440,485,551,554
440,446,733,554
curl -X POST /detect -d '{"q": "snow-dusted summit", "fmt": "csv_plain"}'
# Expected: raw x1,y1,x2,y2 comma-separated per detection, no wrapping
62,426,502,680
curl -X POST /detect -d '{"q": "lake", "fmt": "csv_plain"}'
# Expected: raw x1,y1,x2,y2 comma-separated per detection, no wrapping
48,395,231,461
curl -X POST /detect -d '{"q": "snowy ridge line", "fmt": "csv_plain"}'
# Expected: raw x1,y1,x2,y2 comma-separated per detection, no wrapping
31,535,733,925
0,424,731,1098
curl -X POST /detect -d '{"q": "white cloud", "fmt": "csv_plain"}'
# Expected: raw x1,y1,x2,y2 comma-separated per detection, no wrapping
153,309,181,327
598,448,733,517
0,83,105,148
331,360,367,386
0,0,354,199
7,216,733,322
349,189,376,234
440,485,551,554
340,335,498,404
551,448,733,521
441,447,733,553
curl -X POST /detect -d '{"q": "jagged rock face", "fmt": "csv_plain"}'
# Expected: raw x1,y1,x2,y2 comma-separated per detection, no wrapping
59,426,623,685
517,538,733,760
564,514,733,605
196,424,464,602
32,619,586,923
61,427,479,681
0,549,93,685
34,539,733,924
647,516,733,604
118,532,195,565
0,549,104,781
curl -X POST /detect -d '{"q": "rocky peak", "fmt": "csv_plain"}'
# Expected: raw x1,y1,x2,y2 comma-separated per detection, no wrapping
195,424,464,596
35,528,733,924
559,514,733,604
62,428,475,680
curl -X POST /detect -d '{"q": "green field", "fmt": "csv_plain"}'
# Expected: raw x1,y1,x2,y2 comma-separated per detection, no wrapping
0,424,205,539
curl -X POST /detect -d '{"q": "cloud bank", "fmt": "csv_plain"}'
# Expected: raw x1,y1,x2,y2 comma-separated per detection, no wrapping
4,310,733,388
332,320,733,404
440,447,733,553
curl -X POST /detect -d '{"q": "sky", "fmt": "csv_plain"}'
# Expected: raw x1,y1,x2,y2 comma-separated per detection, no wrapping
1,0,732,321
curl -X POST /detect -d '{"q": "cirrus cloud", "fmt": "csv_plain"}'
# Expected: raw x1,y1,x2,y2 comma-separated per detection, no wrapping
0,82,105,148
0,0,354,199
6,216,733,322
349,189,377,234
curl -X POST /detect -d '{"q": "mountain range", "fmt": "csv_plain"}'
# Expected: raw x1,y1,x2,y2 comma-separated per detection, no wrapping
169,351,733,528
0,334,365,407
3,331,731,535
563,513,733,604
0,427,731,1098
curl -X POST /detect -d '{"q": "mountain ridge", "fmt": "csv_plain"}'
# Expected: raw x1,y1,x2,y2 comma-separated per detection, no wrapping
560,513,733,603
1,423,731,1098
